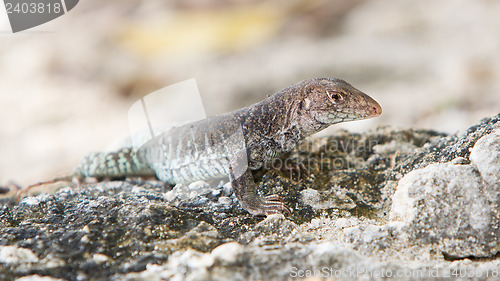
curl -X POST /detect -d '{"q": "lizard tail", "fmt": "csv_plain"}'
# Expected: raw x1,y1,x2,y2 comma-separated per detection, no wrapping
76,148,156,178
16,148,157,203
15,174,76,203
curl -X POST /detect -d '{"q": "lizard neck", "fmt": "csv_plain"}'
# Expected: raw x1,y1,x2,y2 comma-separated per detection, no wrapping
232,85,309,168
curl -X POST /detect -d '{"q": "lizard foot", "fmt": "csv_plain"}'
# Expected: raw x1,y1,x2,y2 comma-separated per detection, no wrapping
229,161,292,216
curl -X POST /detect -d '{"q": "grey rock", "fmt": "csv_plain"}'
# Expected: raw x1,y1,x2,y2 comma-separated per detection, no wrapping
1,115,499,280
390,164,497,257
390,128,500,258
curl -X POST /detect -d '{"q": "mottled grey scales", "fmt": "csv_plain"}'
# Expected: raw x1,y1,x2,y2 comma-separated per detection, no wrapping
76,148,155,178
25,78,382,216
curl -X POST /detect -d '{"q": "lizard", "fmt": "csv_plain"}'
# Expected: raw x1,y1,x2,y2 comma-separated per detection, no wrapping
19,78,382,216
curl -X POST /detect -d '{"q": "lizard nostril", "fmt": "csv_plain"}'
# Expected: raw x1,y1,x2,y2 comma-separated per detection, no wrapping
372,103,382,116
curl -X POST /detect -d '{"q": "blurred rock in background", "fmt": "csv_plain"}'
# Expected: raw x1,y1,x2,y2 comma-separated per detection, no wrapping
0,0,499,185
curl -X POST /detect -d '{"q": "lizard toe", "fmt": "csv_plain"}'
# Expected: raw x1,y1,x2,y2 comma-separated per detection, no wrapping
262,195,292,216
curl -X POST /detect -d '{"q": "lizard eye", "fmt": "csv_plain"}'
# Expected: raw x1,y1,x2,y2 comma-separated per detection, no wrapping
327,91,342,103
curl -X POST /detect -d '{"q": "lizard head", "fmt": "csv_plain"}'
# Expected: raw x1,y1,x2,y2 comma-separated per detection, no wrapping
299,78,382,126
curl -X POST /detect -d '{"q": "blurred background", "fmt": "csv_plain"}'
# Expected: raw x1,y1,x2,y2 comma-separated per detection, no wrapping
1,0,499,186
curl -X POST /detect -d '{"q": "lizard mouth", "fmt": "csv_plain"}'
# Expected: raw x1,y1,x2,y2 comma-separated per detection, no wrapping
314,111,360,124
340,92,382,120
314,94,382,124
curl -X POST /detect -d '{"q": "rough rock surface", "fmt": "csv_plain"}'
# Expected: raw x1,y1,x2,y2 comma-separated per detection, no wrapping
1,114,499,280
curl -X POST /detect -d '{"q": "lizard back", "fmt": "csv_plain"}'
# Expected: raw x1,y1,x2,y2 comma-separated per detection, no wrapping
138,114,247,184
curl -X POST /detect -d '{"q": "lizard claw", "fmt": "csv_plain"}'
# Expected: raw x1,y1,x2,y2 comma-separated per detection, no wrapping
239,193,292,216
261,194,292,216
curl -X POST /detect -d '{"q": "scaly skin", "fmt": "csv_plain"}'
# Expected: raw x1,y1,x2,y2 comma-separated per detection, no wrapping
21,78,382,216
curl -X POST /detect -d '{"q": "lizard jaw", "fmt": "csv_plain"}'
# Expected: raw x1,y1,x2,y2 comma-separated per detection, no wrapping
313,95,382,125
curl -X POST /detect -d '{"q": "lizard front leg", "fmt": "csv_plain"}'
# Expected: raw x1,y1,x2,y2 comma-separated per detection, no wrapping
228,150,291,216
